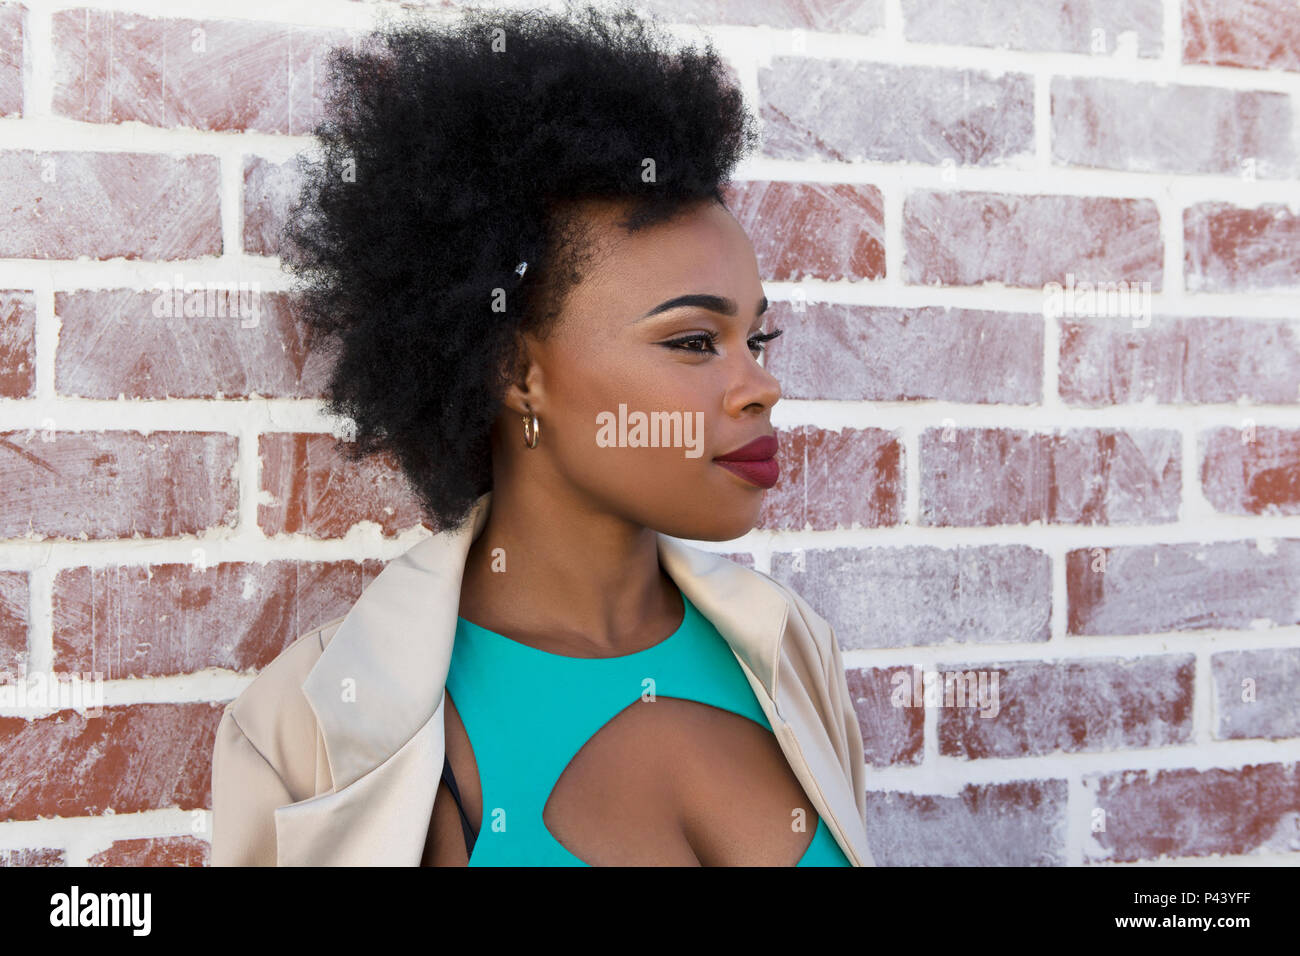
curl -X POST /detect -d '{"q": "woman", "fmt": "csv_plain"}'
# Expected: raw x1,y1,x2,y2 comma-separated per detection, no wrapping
210,2,873,867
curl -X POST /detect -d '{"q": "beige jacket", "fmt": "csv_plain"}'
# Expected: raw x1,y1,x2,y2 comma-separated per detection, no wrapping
210,490,874,866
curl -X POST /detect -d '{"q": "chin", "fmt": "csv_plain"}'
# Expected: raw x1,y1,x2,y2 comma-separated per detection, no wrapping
658,499,763,543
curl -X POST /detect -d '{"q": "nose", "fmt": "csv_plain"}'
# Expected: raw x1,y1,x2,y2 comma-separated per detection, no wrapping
723,351,782,416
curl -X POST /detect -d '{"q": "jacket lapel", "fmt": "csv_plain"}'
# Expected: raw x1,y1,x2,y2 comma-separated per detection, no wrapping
274,491,869,866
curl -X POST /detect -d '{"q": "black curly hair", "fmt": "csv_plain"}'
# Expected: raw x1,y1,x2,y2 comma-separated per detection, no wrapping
279,1,759,534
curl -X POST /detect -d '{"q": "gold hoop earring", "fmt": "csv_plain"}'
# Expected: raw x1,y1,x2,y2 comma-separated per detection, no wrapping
522,409,540,449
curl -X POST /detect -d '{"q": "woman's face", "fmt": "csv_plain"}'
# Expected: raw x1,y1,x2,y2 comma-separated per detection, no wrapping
499,197,783,541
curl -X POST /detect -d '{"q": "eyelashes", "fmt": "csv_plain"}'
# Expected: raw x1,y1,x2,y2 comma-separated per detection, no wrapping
664,327,784,356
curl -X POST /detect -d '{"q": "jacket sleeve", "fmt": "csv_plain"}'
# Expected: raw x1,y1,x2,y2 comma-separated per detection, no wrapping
210,704,292,867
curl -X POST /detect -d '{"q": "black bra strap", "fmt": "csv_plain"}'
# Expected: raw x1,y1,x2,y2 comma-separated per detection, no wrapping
440,754,477,859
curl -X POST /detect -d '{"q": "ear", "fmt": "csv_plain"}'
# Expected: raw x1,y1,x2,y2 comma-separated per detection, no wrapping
498,327,546,418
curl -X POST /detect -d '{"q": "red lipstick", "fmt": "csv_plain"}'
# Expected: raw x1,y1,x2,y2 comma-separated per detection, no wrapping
713,434,779,489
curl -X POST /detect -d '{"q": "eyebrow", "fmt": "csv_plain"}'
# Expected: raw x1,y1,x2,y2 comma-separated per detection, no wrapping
637,293,769,321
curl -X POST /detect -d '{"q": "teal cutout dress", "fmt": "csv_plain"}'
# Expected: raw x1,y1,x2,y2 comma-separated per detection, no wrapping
444,586,852,866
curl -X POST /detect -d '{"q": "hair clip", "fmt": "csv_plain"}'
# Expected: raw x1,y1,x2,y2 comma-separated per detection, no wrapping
514,261,528,279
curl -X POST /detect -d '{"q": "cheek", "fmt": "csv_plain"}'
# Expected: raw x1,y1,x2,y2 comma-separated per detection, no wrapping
550,360,717,478
533,347,765,536
581,406,715,482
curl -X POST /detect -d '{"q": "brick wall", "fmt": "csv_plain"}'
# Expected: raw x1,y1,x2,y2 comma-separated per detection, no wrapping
0,0,1297,866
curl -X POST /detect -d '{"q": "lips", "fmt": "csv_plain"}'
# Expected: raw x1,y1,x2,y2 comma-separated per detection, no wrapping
714,434,779,489
715,435,778,462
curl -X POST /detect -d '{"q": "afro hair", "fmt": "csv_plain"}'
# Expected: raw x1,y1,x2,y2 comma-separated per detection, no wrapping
279,1,759,533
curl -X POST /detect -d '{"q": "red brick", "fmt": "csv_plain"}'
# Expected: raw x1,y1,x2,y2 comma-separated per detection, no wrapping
51,9,354,134
1200,426,1300,515
52,558,384,677
865,780,1068,865
903,0,1162,55
0,848,65,866
258,432,429,539
759,59,1032,165
937,656,1195,758
1067,540,1300,635
1183,0,1300,73
243,156,304,257
846,666,924,767
1211,648,1300,739
764,301,1042,403
637,0,882,30
770,545,1052,649
905,191,1163,288
0,151,220,260
0,702,223,820
920,428,1181,526
0,290,35,399
1185,201,1300,293
1059,315,1300,405
54,290,331,399
89,835,208,867
1087,762,1300,861
0,4,22,117
756,426,902,531
1052,76,1296,177
0,430,239,540
0,569,27,679
722,181,884,281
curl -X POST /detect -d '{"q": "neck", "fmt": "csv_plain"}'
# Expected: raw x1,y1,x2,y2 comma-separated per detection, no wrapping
458,475,679,653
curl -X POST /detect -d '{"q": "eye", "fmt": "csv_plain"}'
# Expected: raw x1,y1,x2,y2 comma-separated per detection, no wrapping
749,328,783,353
667,332,718,354
665,328,784,355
